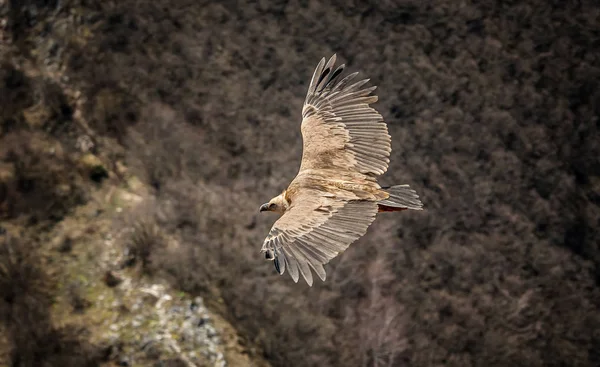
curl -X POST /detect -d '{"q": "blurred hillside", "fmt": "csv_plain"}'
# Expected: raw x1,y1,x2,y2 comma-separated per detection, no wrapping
1,0,599,366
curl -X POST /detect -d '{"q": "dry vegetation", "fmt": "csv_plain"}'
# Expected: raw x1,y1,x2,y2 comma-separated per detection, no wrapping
1,0,600,366
0,54,107,365
0,61,86,223
0,235,105,367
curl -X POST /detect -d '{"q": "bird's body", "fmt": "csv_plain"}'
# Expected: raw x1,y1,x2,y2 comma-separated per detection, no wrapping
259,54,423,286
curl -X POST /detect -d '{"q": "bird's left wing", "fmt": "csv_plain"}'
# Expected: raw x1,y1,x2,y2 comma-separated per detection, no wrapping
261,189,378,286
298,54,391,177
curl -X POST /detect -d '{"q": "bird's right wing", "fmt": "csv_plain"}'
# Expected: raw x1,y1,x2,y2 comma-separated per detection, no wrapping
261,189,378,286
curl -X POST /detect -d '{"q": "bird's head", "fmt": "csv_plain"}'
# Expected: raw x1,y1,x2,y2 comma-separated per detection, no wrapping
259,191,289,215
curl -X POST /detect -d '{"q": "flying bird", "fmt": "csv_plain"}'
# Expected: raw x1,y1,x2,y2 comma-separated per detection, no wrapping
259,54,423,286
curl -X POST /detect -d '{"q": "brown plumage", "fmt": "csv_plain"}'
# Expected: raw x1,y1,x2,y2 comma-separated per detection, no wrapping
259,54,423,286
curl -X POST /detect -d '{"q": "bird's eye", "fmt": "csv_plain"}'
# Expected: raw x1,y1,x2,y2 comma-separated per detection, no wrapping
269,203,277,209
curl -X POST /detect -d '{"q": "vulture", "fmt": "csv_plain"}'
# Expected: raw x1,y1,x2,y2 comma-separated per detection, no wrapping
259,54,423,286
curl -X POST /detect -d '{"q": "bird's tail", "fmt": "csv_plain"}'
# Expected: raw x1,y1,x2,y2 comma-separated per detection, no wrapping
378,184,423,212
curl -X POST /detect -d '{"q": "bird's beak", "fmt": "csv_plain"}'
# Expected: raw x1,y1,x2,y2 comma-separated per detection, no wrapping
259,203,270,212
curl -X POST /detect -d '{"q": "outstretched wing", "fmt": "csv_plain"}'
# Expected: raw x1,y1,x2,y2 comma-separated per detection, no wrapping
261,190,378,286
299,54,391,177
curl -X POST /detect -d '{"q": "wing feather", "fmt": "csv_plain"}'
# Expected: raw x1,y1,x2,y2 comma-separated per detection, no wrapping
282,246,300,283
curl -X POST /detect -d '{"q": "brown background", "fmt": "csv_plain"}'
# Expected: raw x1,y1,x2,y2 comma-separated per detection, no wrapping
1,0,599,366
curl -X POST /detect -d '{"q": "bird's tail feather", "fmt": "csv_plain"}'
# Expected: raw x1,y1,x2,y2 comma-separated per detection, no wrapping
378,184,423,211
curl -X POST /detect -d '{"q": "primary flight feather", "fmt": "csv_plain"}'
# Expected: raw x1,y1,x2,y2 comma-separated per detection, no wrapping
259,54,423,286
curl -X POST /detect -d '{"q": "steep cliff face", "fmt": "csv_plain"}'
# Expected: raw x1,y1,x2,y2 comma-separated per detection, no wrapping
2,0,600,366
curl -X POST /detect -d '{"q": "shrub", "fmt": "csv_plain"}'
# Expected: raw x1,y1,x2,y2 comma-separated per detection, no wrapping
0,130,86,222
126,215,167,274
